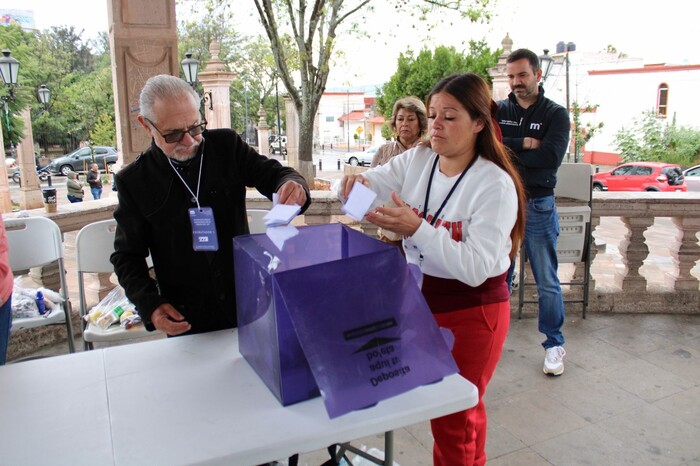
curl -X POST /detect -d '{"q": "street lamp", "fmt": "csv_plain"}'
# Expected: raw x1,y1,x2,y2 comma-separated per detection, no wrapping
541,43,574,161
180,52,212,110
0,49,20,133
538,49,554,82
37,84,50,107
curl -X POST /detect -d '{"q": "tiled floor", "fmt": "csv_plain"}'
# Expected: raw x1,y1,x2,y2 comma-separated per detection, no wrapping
15,313,700,465
291,312,700,466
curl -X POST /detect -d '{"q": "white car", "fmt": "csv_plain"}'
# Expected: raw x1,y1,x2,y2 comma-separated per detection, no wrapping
5,157,16,170
682,164,700,192
343,145,380,167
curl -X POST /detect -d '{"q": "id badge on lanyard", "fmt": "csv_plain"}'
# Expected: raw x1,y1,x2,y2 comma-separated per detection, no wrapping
189,207,219,251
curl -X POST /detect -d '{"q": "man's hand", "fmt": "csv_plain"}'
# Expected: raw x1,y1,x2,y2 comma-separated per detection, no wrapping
340,174,370,199
523,137,541,150
276,180,307,205
366,192,422,237
151,303,191,336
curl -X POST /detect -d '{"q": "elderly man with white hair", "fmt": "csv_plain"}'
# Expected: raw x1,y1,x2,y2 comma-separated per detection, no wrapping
111,74,309,337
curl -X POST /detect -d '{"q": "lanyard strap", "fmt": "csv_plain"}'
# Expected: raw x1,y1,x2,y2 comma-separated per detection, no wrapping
422,153,478,226
167,139,206,210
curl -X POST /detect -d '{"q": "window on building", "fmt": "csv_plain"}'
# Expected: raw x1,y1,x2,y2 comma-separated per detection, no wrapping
325,116,334,122
657,83,669,118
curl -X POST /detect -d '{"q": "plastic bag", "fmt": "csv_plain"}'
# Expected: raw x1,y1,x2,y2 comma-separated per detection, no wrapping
84,286,141,330
11,277,64,319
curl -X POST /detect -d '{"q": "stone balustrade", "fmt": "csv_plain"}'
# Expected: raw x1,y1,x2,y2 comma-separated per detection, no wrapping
5,190,700,316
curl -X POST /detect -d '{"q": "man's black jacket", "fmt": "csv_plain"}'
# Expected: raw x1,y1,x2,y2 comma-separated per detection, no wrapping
497,87,569,198
111,129,310,334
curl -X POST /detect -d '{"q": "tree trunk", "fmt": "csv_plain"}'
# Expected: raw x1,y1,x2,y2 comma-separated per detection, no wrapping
297,103,316,187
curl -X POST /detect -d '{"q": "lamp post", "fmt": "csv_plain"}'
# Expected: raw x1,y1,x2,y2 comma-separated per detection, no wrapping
274,74,284,160
180,52,213,111
346,89,350,152
0,49,20,133
243,77,249,143
540,46,573,162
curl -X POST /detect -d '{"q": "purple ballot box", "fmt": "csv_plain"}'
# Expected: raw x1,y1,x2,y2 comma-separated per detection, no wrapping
234,223,458,418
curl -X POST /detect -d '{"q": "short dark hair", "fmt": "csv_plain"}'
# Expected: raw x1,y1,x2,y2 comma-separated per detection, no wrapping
506,48,540,73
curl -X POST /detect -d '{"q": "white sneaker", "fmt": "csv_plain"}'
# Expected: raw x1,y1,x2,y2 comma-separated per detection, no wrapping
543,346,566,375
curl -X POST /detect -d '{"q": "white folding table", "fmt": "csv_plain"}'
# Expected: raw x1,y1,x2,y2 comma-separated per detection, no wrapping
0,329,478,465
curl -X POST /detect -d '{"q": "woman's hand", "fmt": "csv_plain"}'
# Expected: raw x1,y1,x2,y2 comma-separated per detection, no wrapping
340,174,370,199
366,192,422,237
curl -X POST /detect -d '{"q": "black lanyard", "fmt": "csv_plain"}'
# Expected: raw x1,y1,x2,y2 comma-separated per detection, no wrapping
422,154,478,226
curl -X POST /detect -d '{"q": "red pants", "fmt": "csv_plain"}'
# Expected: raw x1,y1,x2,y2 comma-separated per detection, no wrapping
430,301,510,466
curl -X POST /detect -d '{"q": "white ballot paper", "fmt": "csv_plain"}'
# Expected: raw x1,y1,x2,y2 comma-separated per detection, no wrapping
266,224,299,251
263,203,301,251
342,181,377,221
264,204,301,227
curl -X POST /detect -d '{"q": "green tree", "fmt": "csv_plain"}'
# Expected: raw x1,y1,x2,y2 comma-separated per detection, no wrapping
177,0,244,66
90,113,117,146
0,24,38,148
571,102,604,163
253,0,493,184
376,41,499,120
614,111,700,166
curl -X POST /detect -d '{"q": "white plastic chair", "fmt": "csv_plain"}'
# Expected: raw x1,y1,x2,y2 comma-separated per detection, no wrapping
246,209,270,234
75,219,156,350
518,163,594,318
6,216,75,353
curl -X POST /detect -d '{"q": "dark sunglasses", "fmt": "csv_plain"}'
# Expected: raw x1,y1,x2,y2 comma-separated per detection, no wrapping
145,117,207,144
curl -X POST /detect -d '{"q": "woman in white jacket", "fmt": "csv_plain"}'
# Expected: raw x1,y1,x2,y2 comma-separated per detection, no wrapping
340,73,526,466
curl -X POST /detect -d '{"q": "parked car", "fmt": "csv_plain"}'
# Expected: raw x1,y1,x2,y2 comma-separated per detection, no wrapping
5,157,16,170
269,136,287,155
47,146,118,176
343,145,380,167
682,164,700,192
592,162,686,192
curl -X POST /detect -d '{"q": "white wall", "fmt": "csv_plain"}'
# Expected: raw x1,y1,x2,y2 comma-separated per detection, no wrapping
541,51,700,158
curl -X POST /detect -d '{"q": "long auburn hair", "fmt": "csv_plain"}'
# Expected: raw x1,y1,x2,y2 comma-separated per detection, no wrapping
426,73,526,259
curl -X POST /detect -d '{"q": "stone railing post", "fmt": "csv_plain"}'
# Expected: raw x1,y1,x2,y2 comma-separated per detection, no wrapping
619,216,654,291
670,216,700,291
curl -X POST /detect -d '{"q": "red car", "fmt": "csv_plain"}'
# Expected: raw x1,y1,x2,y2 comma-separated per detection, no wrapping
592,162,686,192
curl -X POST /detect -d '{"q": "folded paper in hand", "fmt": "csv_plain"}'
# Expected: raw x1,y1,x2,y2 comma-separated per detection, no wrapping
342,181,377,221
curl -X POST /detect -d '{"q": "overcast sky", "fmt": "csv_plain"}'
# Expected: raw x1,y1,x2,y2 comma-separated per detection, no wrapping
3,0,696,87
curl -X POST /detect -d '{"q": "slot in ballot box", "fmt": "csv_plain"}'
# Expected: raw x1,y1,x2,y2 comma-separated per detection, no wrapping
233,223,458,418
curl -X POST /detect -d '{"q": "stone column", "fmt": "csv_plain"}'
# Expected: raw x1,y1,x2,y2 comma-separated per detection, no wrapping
197,40,236,129
488,34,513,102
16,108,43,210
256,105,271,156
107,0,179,166
284,94,299,169
0,124,13,213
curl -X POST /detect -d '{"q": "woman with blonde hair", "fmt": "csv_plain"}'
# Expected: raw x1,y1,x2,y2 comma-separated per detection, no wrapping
370,96,428,248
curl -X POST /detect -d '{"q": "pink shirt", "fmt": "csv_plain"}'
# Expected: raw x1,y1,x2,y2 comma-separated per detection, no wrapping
0,217,13,305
